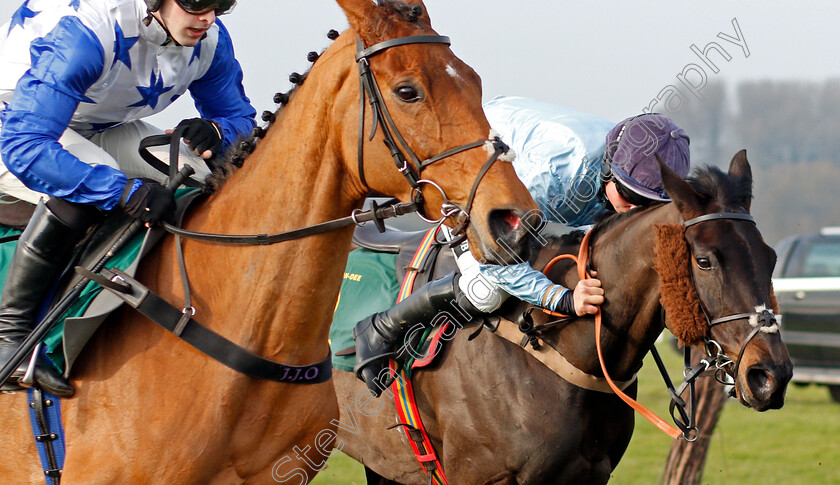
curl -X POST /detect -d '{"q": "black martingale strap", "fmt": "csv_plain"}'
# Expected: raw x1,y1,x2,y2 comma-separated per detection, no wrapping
94,268,332,384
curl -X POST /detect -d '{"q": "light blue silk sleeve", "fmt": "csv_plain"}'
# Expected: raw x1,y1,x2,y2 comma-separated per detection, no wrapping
477,261,569,312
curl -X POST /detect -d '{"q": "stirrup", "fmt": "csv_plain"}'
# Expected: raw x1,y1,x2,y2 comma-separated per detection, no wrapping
18,343,42,387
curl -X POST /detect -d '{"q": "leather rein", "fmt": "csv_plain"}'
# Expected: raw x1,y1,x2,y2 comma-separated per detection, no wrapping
535,211,776,440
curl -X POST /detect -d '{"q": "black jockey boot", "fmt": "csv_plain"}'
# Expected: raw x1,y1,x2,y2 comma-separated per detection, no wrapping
0,199,97,397
353,272,481,397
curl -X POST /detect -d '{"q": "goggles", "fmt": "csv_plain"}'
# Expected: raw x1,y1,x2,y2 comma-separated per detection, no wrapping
175,0,237,15
601,159,665,206
614,178,656,207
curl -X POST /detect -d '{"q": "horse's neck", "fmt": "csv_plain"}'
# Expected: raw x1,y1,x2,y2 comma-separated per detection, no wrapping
175,66,362,362
553,205,681,379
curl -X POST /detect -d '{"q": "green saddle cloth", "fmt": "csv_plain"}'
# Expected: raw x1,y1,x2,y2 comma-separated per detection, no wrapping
0,188,198,375
329,248,401,372
0,225,143,374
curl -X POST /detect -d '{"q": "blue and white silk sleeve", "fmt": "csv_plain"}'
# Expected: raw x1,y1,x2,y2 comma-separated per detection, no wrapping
0,16,127,210
478,261,571,313
188,20,256,151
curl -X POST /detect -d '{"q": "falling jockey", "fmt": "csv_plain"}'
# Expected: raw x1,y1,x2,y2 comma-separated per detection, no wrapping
0,0,256,397
354,97,692,396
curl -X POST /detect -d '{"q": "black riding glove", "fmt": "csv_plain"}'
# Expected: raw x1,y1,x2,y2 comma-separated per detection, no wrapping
119,179,177,224
176,118,223,159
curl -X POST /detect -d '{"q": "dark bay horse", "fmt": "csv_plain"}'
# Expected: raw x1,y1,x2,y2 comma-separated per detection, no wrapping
332,151,793,484
0,0,537,482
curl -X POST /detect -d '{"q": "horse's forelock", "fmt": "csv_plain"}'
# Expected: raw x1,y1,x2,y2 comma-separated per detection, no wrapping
687,165,752,211
377,0,426,23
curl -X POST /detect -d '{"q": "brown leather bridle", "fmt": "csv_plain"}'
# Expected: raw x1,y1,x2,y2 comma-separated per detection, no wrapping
355,34,513,241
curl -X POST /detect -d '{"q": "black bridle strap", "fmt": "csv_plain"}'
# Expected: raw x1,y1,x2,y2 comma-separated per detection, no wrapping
709,312,755,326
684,212,755,227
354,34,511,230
418,140,484,169
464,139,508,215
356,35,451,60
356,36,451,189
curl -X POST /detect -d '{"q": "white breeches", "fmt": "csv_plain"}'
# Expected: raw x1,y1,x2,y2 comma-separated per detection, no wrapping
0,120,210,205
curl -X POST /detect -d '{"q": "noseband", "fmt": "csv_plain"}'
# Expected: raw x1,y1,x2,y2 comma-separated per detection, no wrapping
683,212,779,386
355,35,512,241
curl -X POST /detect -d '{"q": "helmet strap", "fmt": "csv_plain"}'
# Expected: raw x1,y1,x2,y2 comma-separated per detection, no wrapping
146,10,180,46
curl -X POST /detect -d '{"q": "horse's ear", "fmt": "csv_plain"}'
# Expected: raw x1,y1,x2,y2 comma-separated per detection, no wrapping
659,157,702,218
336,0,377,34
728,149,753,212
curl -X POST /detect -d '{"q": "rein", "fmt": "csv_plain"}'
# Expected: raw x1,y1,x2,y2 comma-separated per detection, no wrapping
575,230,687,439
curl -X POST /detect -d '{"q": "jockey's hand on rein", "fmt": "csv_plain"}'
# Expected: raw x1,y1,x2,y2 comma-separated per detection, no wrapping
573,271,604,316
176,118,223,161
119,179,177,224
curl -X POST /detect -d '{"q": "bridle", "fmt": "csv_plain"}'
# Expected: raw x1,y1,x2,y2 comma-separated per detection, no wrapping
158,32,513,246
682,212,779,382
355,34,513,242
551,210,779,440
661,211,780,438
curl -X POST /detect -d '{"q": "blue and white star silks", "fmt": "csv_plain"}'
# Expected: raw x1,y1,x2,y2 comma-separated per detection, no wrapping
190,41,202,65
129,70,174,109
8,0,39,34
112,21,138,69
0,0,256,210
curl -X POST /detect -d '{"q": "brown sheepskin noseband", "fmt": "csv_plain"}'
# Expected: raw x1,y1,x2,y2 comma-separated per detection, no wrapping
654,224,708,346
654,223,782,347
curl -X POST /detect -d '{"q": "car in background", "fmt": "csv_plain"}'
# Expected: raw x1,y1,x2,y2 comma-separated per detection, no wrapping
773,227,840,402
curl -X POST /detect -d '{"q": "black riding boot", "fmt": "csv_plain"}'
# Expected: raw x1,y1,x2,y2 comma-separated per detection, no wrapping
353,272,480,397
0,199,95,397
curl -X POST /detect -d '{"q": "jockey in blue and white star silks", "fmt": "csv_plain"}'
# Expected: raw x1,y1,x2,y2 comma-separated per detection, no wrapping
0,0,255,398
0,0,255,208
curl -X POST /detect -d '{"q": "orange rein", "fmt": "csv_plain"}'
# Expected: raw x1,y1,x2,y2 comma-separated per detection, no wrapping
541,230,684,439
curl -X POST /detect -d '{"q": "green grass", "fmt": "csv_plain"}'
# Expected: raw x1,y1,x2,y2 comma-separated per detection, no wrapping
313,340,840,484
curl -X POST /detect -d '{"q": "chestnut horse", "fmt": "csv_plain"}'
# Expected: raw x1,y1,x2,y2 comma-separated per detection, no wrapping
0,0,537,483
332,152,793,484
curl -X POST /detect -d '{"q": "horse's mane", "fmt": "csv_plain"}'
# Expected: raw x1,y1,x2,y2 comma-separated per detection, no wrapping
202,2,427,194
590,203,664,240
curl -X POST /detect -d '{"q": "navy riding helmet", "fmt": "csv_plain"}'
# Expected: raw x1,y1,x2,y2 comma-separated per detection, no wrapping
145,0,237,15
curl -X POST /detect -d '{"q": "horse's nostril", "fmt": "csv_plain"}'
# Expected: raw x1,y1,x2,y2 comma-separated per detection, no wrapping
747,367,771,395
503,212,521,231
488,209,521,239
486,209,532,263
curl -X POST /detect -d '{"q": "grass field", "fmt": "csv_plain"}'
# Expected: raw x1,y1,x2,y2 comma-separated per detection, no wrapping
311,340,840,484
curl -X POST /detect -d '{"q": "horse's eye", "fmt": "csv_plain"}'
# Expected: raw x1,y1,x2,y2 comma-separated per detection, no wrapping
696,257,713,271
395,85,421,102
